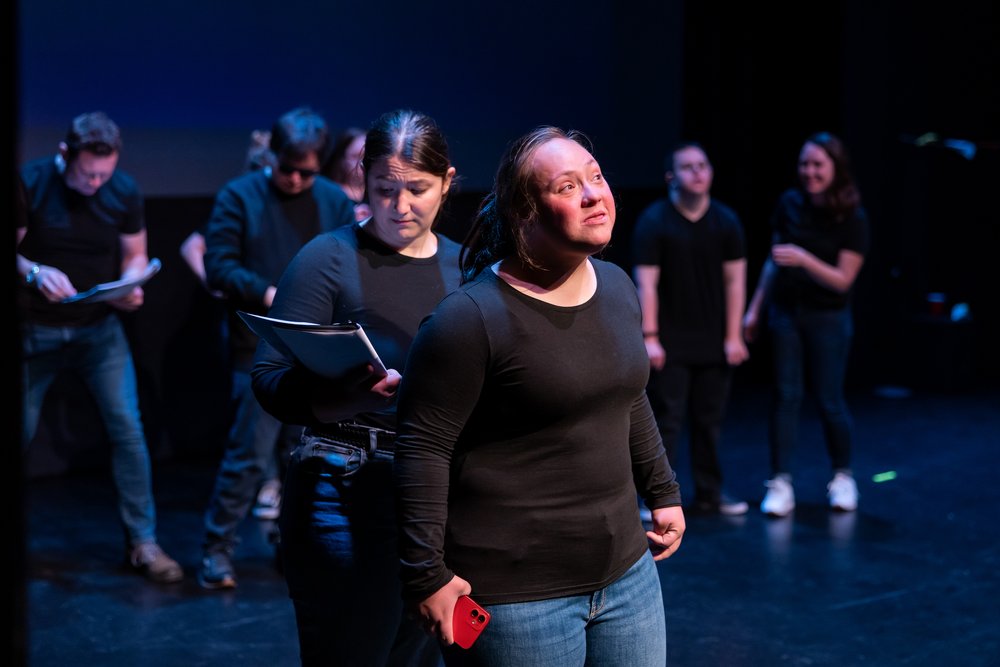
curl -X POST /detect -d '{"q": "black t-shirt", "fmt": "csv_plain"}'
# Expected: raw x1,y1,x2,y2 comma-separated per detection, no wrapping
18,156,145,327
770,188,870,310
632,198,745,364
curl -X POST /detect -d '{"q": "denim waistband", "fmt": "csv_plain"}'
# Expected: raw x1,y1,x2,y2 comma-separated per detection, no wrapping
306,421,396,455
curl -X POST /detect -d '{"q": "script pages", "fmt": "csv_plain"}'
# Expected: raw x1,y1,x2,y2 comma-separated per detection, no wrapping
237,311,388,380
62,258,162,304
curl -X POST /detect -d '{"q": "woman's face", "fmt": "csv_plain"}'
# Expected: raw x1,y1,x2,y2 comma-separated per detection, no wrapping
366,154,454,250
526,138,615,259
798,141,835,197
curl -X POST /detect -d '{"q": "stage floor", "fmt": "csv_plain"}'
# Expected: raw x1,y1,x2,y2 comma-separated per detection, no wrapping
21,383,1000,666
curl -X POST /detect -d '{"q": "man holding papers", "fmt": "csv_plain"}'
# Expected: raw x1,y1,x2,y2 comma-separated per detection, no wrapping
16,111,182,584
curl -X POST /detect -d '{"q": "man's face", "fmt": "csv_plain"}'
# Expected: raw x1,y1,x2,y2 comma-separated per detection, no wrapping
272,152,321,196
668,146,713,197
64,149,118,196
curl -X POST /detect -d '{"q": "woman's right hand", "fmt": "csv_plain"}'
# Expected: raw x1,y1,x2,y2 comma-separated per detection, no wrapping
370,368,401,398
310,367,401,422
416,575,472,645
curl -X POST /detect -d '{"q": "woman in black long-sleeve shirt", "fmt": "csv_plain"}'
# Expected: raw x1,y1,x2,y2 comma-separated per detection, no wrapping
393,127,686,666
251,109,461,667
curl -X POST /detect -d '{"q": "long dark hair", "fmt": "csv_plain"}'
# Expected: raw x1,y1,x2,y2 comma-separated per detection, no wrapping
803,131,861,220
460,126,592,282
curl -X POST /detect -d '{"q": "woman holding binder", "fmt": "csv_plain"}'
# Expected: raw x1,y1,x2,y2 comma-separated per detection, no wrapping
251,109,462,667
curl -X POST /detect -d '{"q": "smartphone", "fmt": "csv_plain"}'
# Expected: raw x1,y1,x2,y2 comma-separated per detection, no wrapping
453,595,491,649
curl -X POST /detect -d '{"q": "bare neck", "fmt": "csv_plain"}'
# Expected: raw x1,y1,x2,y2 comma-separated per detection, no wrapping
494,256,596,307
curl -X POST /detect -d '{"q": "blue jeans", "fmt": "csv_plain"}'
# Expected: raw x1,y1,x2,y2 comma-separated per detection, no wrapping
279,432,441,667
442,552,666,667
203,370,301,551
22,315,158,545
768,304,854,476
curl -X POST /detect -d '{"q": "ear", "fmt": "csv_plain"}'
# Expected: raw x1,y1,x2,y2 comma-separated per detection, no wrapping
58,142,70,159
665,171,676,189
442,166,456,195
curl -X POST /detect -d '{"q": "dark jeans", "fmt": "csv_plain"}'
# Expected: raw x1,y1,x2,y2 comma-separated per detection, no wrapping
647,362,733,503
768,304,854,477
22,315,158,545
203,370,302,551
279,432,441,667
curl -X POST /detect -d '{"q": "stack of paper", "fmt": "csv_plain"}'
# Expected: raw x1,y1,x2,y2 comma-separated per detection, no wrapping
237,311,387,379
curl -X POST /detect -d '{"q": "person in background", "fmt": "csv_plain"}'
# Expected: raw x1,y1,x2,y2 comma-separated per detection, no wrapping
632,142,750,516
323,126,371,221
180,129,274,294
17,111,183,584
178,129,290,521
198,107,356,590
743,131,869,517
393,126,685,666
251,109,460,666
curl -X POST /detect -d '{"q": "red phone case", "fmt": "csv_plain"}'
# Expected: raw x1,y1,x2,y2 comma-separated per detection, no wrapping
453,595,491,649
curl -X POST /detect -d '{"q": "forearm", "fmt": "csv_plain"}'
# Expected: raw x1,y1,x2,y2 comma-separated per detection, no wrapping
798,253,854,293
630,395,681,508
633,265,660,335
747,258,775,314
723,259,746,341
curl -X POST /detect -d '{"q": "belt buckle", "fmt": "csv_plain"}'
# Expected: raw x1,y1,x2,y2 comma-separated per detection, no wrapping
367,428,378,454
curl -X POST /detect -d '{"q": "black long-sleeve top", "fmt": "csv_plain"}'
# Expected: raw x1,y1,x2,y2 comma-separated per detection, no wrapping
251,222,462,430
393,259,681,606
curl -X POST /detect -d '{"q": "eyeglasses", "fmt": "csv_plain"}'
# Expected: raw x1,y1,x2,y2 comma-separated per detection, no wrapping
277,164,320,179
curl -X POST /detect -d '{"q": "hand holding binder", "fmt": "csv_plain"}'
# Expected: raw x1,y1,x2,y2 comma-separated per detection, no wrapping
237,311,388,380
61,258,162,304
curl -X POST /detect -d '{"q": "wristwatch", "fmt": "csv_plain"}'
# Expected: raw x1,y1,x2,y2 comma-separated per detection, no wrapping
25,263,40,286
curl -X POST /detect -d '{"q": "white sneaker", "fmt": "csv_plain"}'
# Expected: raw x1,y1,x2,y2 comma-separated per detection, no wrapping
761,477,795,517
827,472,858,512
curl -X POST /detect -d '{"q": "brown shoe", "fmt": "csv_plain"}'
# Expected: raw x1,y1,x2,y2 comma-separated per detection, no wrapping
127,542,184,584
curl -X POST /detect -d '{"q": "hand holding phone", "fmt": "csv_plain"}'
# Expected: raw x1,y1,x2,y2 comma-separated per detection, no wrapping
453,595,491,648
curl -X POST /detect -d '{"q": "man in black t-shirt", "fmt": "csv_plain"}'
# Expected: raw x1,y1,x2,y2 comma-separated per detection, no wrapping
17,111,183,583
632,143,750,515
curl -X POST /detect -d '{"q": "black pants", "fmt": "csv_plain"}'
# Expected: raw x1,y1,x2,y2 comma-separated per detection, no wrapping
646,362,734,503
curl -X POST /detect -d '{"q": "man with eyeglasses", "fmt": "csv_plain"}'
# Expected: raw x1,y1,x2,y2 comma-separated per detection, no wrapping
200,106,356,590
17,111,184,584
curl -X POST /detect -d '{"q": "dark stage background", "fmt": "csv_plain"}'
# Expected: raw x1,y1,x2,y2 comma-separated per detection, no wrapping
8,3,999,665
14,3,999,474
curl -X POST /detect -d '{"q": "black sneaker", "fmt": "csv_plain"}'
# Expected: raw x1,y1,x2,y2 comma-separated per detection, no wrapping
198,550,237,590
694,493,749,516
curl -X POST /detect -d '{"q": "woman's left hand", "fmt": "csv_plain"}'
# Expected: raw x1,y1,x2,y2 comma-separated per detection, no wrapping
415,575,472,645
646,506,686,561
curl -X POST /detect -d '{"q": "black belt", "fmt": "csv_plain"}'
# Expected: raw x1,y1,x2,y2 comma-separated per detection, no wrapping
311,422,396,454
